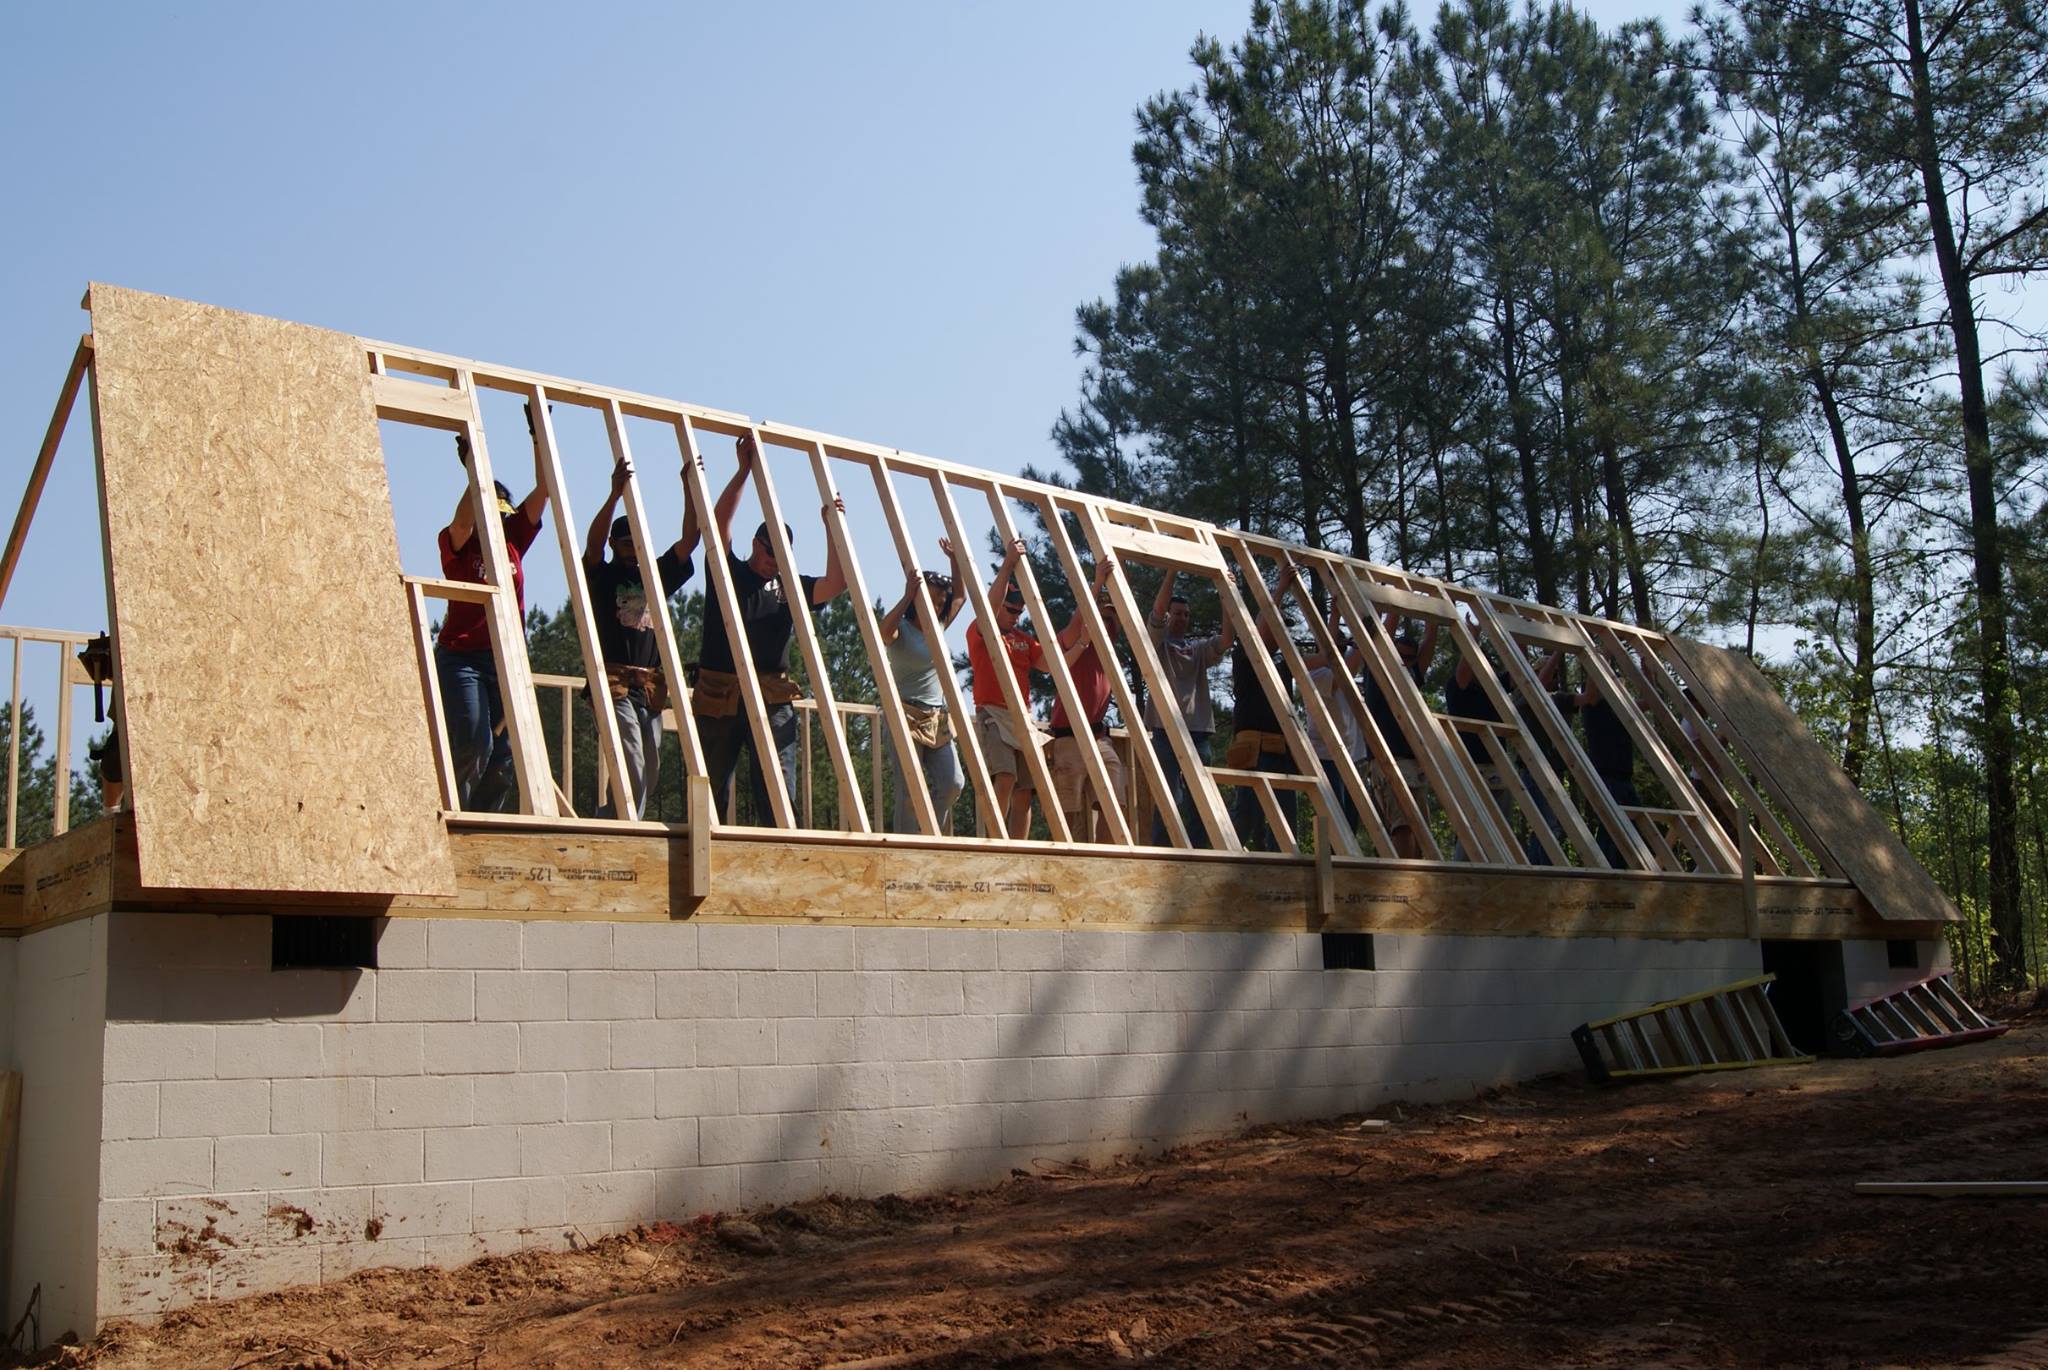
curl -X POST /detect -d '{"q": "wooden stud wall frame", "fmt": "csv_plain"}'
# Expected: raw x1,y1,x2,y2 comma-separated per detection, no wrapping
0,287,1958,934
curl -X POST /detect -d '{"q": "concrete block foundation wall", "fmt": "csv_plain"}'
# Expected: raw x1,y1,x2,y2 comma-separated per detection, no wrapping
2,911,1938,1329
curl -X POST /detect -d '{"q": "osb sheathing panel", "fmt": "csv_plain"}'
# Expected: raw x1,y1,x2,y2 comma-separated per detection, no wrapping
1667,635,1958,924
88,285,454,895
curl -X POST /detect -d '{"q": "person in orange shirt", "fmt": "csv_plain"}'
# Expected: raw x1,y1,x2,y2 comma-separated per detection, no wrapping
966,538,1091,838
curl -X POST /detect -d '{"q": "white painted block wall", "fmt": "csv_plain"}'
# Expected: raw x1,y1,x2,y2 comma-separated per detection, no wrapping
1840,936,1954,1005
81,912,1762,1323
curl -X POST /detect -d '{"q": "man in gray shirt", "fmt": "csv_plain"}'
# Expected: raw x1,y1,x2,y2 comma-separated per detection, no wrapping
1143,570,1235,846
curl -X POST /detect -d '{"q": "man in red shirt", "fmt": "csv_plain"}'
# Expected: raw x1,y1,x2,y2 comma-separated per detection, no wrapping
1046,560,1122,842
436,432,547,812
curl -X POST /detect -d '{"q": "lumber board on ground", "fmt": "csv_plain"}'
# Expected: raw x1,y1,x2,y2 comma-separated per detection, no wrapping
1854,1182,2048,1197
1664,636,1960,924
86,285,453,895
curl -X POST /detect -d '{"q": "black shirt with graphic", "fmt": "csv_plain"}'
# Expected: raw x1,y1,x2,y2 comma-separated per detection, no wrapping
587,549,692,669
1230,643,1288,735
1582,696,1635,783
700,552,820,676
1361,663,1425,760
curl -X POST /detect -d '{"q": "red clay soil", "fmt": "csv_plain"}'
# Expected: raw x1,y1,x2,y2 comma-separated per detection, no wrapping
22,1019,2048,1369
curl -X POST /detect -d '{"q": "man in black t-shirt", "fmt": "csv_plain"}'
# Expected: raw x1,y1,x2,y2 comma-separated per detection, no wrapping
1225,614,1299,852
1576,674,1640,866
1360,614,1437,859
1443,643,1510,860
583,456,699,818
694,434,849,825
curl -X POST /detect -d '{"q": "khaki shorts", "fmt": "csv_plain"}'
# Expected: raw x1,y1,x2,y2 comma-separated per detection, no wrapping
1049,732,1125,813
1368,756,1426,830
973,705,1042,782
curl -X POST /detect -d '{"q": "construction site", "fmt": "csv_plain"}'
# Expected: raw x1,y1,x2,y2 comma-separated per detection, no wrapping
0,284,2029,1368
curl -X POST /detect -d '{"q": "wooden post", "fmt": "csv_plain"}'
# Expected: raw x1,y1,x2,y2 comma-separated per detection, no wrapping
52,644,72,836
610,404,711,786
687,773,712,902
406,582,461,810
1741,798,1760,941
5,637,18,848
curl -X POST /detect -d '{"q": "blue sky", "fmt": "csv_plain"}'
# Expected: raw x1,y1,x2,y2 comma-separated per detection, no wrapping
0,0,1688,774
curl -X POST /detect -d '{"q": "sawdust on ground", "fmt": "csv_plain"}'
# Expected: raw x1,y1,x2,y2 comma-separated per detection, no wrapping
20,1017,2048,1368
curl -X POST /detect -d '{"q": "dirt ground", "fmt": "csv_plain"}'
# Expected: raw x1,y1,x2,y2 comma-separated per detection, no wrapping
24,1016,2048,1369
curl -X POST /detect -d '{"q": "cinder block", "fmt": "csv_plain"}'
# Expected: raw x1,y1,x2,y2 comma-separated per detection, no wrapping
265,1184,372,1244
470,1175,565,1233
1061,931,1124,972
736,970,818,1018
926,929,995,971
698,923,779,970
96,1254,183,1321
103,1083,160,1141
567,1070,655,1121
324,1130,423,1187
269,968,376,1022
1092,1050,1173,1099
927,1104,1002,1152
779,1111,837,1162
776,1016,855,1065
374,1076,475,1130
1119,931,1185,972
655,969,739,1018
160,1080,270,1139
272,1077,375,1134
999,1100,1078,1147
476,971,567,1022
611,922,700,970
961,970,1031,1016
371,1181,473,1239
376,970,476,1023
817,971,893,1017
1064,1013,1129,1057
321,1237,426,1282
1090,970,1162,1013
736,1159,820,1208
778,925,856,971
925,1014,998,1061
995,1014,1065,1059
855,1016,930,1062
1030,1057,1094,1101
522,921,614,969
422,1022,520,1075
608,1019,695,1070
374,919,430,969
612,1117,699,1171
424,1124,520,1182
563,1170,656,1225
206,1240,324,1302
111,911,268,971
211,1023,323,1081
889,1060,950,1108
217,1132,320,1191
321,1024,424,1077
699,1113,781,1166
104,1023,215,1083
110,965,273,1024
568,970,655,1021
737,1064,821,1115
101,1138,212,1199
856,926,928,970
653,1165,738,1223
522,1021,611,1072
1125,1012,1182,1053
1029,971,1095,1014
427,920,522,969
473,1073,567,1125
654,1067,739,1120
1162,971,1228,1013
890,971,962,1017
994,929,1062,970
100,1197,157,1257
1184,932,1292,972
697,1018,777,1066
817,1062,895,1112
519,1121,612,1176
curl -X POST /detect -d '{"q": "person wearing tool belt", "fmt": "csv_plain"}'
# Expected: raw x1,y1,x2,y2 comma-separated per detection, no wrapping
582,453,701,818
1225,596,1302,852
693,433,849,825
878,538,971,834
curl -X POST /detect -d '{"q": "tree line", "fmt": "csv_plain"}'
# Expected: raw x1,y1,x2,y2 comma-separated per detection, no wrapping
1042,0,2048,992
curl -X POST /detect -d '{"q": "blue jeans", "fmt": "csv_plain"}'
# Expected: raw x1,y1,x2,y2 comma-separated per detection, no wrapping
1149,729,1212,848
698,704,801,826
1597,773,1642,867
1230,747,1299,852
596,692,663,819
435,647,515,813
891,739,964,835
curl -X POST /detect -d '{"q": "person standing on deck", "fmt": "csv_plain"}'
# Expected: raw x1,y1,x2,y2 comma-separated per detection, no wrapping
1359,615,1439,859
1444,633,1512,860
692,433,848,825
435,426,547,813
1046,562,1124,843
1302,636,1371,842
1142,571,1234,847
582,453,701,818
878,538,971,834
1225,593,1301,852
1576,672,1640,867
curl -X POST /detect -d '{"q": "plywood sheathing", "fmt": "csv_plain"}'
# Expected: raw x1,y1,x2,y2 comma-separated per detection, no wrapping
86,285,454,896
1665,635,1958,924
